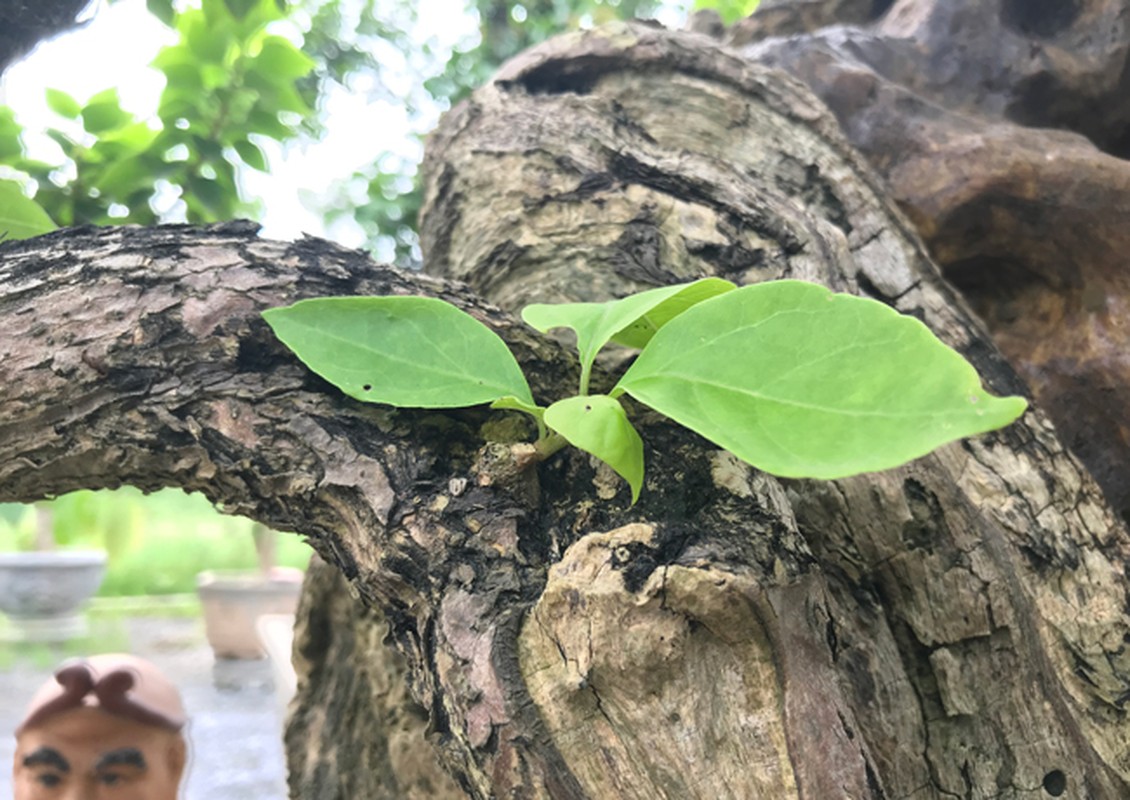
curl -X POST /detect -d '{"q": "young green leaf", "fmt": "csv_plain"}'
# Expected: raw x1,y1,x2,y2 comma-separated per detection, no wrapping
45,88,82,119
614,280,1027,479
263,296,536,409
521,278,734,393
544,395,644,503
610,278,738,349
0,180,57,240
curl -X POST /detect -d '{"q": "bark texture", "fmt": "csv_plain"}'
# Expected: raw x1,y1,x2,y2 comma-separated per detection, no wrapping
2,16,1129,800
287,555,462,799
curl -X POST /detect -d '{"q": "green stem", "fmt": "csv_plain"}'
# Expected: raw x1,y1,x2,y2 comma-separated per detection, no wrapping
579,361,592,396
533,433,568,460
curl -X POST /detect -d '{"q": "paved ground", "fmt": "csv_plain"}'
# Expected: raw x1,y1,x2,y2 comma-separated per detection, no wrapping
0,616,289,799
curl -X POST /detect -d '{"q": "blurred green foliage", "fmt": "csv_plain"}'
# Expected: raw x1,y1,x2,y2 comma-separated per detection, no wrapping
0,0,676,259
0,176,57,238
0,0,314,226
0,489,311,595
692,0,758,25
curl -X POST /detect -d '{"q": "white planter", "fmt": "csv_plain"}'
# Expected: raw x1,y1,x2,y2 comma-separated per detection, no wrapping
0,550,108,641
196,568,302,660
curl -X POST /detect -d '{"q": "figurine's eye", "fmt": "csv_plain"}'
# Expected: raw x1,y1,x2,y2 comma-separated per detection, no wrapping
35,771,63,788
98,772,125,786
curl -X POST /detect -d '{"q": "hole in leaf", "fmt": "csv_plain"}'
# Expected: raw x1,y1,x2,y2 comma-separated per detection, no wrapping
362,384,372,392
1042,770,1066,796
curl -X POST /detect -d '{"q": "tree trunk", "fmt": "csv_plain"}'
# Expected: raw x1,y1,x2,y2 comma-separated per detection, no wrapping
2,16,1129,800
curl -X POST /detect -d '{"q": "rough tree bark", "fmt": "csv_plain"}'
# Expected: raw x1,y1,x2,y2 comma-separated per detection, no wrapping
2,12,1129,800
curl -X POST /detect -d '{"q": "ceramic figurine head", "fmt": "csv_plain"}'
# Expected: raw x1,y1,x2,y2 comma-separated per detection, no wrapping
12,654,188,799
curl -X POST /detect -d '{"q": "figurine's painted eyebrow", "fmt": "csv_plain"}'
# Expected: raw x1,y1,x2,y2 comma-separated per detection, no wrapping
23,747,70,772
94,748,147,771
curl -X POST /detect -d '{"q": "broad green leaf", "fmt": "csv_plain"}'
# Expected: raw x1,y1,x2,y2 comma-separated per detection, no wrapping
611,278,737,349
544,395,644,503
45,88,82,119
614,280,1027,479
235,139,268,171
81,89,132,134
263,296,535,409
253,36,316,80
521,278,734,392
0,180,58,239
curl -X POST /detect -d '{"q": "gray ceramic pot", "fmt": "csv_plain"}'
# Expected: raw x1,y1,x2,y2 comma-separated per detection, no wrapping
0,550,108,641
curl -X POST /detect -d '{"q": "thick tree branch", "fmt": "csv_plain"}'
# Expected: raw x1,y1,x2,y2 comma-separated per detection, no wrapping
0,219,820,794
0,220,572,591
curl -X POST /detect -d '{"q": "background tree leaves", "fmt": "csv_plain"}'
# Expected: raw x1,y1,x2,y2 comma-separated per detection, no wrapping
0,0,313,227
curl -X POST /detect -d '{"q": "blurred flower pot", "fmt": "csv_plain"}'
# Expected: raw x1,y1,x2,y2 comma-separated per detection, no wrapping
0,550,108,641
196,567,303,660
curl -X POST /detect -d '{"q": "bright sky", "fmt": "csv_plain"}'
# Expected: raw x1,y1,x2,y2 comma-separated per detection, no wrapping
0,0,688,252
